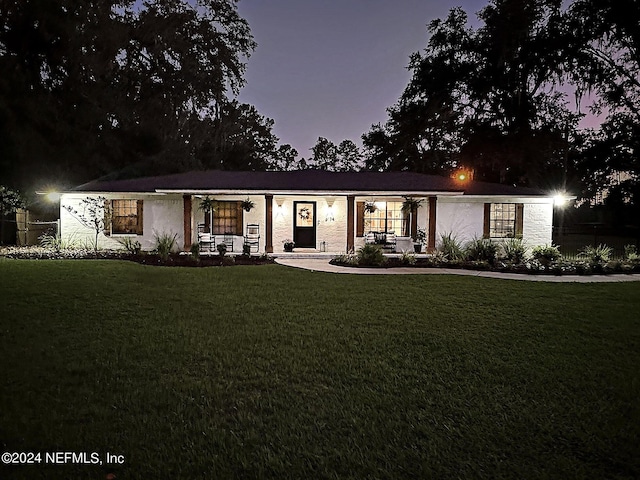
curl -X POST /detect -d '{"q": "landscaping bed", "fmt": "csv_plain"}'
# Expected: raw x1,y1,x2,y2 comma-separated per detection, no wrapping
331,242,640,275
0,246,275,267
331,255,640,274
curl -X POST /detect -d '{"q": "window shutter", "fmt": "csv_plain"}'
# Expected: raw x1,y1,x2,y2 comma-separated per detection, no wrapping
483,203,491,239
515,203,524,238
236,201,243,235
136,200,144,235
104,200,111,236
356,202,365,237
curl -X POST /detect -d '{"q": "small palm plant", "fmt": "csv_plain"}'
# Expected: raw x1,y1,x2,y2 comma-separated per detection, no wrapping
401,196,423,238
198,196,216,232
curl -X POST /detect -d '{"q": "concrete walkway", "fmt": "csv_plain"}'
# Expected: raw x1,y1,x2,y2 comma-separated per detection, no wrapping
274,258,640,283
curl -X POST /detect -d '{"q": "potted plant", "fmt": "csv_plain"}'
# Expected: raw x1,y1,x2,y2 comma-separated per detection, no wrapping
401,196,424,239
282,239,295,252
241,198,255,212
415,228,427,253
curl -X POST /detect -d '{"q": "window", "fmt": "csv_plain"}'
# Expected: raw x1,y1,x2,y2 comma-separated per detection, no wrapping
110,199,143,235
212,201,243,235
484,203,523,238
357,201,407,236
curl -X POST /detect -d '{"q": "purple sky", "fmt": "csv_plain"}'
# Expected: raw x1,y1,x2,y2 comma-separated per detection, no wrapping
236,0,490,159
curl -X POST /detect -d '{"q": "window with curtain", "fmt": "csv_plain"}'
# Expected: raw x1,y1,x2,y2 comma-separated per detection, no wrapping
213,201,243,235
111,199,143,235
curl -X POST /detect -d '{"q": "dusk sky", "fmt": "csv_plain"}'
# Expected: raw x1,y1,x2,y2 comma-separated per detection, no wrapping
236,0,490,159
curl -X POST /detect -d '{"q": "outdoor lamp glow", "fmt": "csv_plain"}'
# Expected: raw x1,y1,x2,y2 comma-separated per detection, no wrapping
325,205,335,222
553,193,570,207
46,191,61,202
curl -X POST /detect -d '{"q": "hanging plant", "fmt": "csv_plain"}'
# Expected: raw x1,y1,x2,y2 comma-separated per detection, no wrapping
241,198,255,212
364,202,377,214
198,196,217,213
401,196,424,214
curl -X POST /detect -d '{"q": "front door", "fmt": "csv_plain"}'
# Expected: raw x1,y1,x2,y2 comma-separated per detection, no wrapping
293,201,316,248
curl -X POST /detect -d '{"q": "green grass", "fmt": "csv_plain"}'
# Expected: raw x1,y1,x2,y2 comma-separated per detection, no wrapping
0,259,639,479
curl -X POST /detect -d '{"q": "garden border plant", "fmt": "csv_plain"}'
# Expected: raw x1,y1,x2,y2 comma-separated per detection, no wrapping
330,240,640,275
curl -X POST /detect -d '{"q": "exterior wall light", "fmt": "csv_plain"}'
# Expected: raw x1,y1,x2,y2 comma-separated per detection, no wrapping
553,193,571,207
325,199,335,222
325,205,335,222
46,192,61,202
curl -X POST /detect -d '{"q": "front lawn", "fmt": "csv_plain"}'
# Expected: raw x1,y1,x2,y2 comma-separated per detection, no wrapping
0,259,638,479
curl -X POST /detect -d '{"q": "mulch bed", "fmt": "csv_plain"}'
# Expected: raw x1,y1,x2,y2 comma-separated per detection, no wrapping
131,253,275,267
330,257,640,275
0,247,275,267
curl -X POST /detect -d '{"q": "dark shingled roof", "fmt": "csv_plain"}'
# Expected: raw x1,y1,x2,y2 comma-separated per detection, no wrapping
72,170,547,196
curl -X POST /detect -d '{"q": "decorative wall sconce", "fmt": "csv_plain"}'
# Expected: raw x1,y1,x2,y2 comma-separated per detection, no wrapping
275,199,285,219
325,206,335,222
325,198,335,222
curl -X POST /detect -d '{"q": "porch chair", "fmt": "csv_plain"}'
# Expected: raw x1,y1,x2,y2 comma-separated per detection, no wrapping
197,223,214,253
222,232,234,252
383,231,397,252
244,224,260,253
364,232,376,245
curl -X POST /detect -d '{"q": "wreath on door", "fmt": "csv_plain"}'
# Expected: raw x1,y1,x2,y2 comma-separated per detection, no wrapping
298,207,311,220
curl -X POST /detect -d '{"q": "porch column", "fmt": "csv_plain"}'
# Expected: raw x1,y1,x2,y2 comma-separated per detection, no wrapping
346,195,355,252
427,196,437,253
265,194,273,253
183,194,192,251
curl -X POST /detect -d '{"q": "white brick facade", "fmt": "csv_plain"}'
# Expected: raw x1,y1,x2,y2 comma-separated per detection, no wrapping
60,192,554,254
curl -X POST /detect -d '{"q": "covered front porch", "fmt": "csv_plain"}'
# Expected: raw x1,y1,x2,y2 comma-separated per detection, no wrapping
177,192,438,255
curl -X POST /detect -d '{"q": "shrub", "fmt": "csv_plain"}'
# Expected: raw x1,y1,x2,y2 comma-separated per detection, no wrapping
579,244,612,265
531,245,561,264
39,233,76,252
357,244,386,267
400,251,417,265
154,231,178,260
624,244,639,261
242,244,251,256
501,237,527,264
217,243,227,257
190,242,200,259
332,253,358,266
438,233,465,261
465,237,498,264
116,237,142,255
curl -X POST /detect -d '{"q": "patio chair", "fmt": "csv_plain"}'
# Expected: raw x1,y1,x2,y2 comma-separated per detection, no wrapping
364,232,376,245
244,224,260,253
383,231,396,252
222,232,234,252
198,232,214,253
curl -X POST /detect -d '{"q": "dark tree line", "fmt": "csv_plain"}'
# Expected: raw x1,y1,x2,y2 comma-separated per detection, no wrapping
362,0,640,215
1,0,638,222
0,0,297,191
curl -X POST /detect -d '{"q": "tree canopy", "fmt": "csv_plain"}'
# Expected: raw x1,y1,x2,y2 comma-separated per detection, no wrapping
362,0,639,214
0,0,295,190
